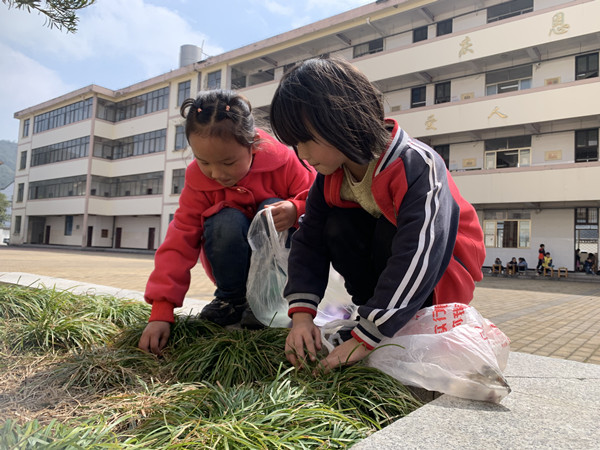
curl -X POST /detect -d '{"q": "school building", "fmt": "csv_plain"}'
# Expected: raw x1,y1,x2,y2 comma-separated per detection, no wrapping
10,0,600,271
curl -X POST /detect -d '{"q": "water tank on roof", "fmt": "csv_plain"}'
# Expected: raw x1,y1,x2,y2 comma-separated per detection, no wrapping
179,44,203,67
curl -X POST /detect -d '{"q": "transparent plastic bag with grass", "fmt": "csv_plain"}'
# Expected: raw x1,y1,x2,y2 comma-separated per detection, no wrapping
246,208,355,328
362,303,511,403
319,303,510,403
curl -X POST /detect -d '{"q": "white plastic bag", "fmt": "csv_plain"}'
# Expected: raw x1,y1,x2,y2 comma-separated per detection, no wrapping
320,303,511,403
246,208,355,328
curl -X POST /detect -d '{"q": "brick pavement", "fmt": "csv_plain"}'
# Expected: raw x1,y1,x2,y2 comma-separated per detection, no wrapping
1,246,599,365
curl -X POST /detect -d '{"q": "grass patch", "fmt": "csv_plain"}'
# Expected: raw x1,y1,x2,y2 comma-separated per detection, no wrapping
0,283,423,448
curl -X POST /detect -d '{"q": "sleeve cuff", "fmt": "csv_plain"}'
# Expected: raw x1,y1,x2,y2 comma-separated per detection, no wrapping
148,299,176,323
287,293,320,318
352,317,385,350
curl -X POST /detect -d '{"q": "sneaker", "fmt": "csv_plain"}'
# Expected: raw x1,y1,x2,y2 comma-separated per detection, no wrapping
240,307,265,330
200,297,247,326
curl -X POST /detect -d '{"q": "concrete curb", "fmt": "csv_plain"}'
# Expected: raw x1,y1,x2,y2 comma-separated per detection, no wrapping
353,351,600,449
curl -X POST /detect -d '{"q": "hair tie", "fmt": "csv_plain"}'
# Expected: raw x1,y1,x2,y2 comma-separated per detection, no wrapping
225,105,230,112
197,108,202,113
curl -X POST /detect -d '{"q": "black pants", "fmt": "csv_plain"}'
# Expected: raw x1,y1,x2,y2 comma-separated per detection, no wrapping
323,208,434,308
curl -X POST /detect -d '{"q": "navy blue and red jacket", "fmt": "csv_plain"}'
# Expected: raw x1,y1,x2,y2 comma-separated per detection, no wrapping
284,119,485,349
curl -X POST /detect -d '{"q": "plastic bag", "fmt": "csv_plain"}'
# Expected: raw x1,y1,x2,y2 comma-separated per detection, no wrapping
320,303,511,403
246,208,355,328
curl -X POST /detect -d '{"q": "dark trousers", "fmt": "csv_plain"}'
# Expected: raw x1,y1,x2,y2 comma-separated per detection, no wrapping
323,208,434,308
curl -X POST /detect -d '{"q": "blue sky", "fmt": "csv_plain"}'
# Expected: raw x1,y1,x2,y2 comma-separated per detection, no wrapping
0,0,372,142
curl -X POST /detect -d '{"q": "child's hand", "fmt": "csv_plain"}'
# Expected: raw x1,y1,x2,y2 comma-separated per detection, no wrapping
318,337,372,373
285,312,321,367
265,201,297,232
138,321,171,356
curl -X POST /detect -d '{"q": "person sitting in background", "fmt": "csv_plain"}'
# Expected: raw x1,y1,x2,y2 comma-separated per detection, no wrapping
542,252,554,274
493,257,504,274
506,257,518,275
517,257,528,273
584,253,595,275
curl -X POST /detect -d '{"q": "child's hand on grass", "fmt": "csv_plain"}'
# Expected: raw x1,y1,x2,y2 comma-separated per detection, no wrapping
265,201,297,232
318,337,371,373
285,312,321,367
138,321,171,356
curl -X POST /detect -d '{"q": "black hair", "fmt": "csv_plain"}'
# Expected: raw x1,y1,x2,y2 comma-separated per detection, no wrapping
180,89,255,148
270,57,390,164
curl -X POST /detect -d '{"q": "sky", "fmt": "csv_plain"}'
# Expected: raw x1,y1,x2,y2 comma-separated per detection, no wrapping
0,0,373,142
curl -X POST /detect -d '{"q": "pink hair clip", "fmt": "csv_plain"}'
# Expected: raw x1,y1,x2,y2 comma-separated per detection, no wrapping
225,105,230,112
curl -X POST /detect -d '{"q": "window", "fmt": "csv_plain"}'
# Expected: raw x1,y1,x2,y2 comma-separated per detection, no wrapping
575,208,598,255
174,125,187,150
101,229,109,238
436,19,452,36
411,86,426,108
487,0,533,23
434,144,449,169
231,68,247,90
413,26,428,43
28,176,87,200
31,136,90,166
17,183,24,202
33,98,93,133
484,136,531,169
14,216,22,235
64,216,73,236
353,38,384,58
172,169,185,194
484,210,531,249
486,65,532,95
207,70,221,89
576,53,599,80
93,130,166,160
575,129,598,163
96,87,169,122
19,151,27,170
90,172,163,198
22,119,30,137
177,80,191,107
434,82,450,104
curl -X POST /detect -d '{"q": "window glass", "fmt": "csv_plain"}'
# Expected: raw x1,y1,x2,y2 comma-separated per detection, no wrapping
434,82,450,104
484,218,531,248
413,26,428,43
411,86,426,108
353,38,384,58
487,0,533,23
436,19,452,36
207,70,221,89
576,53,599,80
177,80,191,107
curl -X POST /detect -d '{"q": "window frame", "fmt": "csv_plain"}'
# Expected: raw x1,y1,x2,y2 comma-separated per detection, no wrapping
484,214,531,249
575,128,599,163
436,19,452,36
410,86,427,108
207,70,222,89
353,38,384,58
487,0,533,23
434,81,451,104
177,80,191,108
575,53,599,80
413,26,428,43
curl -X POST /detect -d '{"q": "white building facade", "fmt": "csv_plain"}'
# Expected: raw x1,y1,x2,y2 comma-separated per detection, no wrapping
11,0,600,270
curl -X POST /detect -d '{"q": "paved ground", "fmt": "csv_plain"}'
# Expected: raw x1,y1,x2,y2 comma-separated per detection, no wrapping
1,246,599,365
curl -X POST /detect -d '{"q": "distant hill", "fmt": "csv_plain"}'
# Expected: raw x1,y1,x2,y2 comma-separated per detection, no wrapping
0,140,17,189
